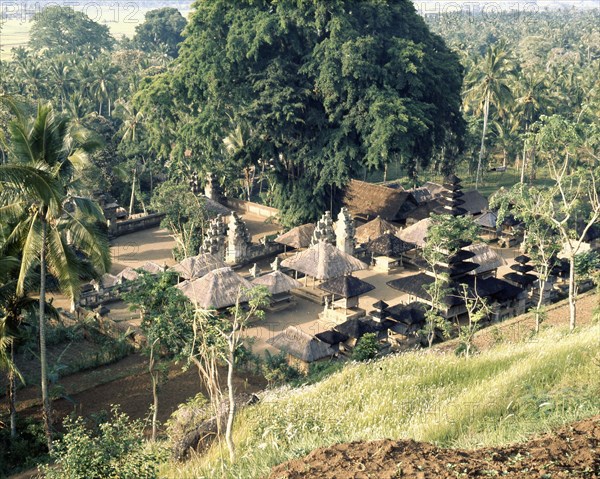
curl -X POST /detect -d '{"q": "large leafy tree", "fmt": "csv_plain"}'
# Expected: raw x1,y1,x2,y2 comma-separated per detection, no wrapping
28,6,114,58
0,98,111,450
140,0,465,225
132,7,187,58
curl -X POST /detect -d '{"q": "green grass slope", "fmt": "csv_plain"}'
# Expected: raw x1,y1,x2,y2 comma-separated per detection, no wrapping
165,322,600,479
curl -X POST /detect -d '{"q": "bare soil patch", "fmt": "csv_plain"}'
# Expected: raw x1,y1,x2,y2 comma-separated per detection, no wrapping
270,416,600,479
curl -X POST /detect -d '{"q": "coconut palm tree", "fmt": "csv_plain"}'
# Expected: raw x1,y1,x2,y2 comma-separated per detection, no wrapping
0,96,110,450
0,253,58,439
464,42,515,189
114,99,148,213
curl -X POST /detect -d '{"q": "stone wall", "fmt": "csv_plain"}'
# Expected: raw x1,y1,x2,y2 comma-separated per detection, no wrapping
224,198,279,221
109,213,165,238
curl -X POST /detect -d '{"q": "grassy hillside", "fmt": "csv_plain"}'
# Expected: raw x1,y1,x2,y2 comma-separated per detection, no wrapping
164,321,600,478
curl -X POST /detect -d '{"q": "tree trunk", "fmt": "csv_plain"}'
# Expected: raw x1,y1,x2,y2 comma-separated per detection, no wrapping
98,100,102,116
9,343,17,438
149,343,158,442
39,220,53,451
129,168,137,216
568,255,576,331
475,93,490,190
535,277,546,334
225,349,236,463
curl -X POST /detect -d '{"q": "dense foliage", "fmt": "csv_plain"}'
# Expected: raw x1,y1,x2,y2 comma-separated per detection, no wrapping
138,0,465,224
41,407,166,479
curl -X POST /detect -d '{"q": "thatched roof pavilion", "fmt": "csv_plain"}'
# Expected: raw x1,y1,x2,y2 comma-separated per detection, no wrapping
355,216,400,244
474,211,498,229
365,233,415,257
275,224,315,249
318,275,375,299
461,190,489,215
176,266,254,309
342,179,418,221
281,241,367,280
251,270,302,295
398,218,431,247
169,253,226,280
267,326,336,363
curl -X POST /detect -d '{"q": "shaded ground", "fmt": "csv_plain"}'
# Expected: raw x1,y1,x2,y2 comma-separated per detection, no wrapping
16,354,265,426
270,416,600,479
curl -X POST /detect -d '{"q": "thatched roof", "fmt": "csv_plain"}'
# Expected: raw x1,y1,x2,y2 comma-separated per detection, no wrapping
409,186,434,204
464,243,507,275
176,267,254,309
267,326,336,362
275,224,315,249
475,211,498,229
281,241,367,280
461,190,489,215
315,330,349,345
365,233,415,257
511,263,535,273
92,273,119,289
116,267,139,282
355,216,400,244
140,261,165,274
404,199,442,223
504,272,537,286
251,270,302,294
318,275,375,298
422,181,446,198
514,255,531,264
386,302,427,326
169,253,226,280
334,318,378,339
398,218,431,247
342,179,418,221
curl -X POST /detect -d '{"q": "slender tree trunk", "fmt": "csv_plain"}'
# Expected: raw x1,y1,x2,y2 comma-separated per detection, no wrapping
39,220,53,451
520,124,529,184
108,97,112,117
9,343,17,438
535,277,546,334
149,342,158,442
129,168,137,216
476,93,490,190
225,348,236,463
98,100,102,116
568,255,576,331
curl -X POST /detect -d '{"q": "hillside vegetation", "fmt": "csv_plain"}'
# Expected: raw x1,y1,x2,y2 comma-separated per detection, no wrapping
165,320,600,478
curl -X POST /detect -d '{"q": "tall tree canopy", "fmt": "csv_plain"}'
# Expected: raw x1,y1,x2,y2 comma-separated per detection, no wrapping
29,6,114,58
139,0,465,225
132,7,187,58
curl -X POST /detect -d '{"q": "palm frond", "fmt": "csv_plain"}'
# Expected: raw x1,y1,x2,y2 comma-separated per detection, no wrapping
0,164,62,213
16,214,43,297
45,227,81,302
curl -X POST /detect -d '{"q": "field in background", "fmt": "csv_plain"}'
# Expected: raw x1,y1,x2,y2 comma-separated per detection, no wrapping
0,4,191,60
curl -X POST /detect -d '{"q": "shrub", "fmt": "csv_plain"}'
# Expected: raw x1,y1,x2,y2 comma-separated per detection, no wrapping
352,333,379,361
262,351,300,385
41,406,166,479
